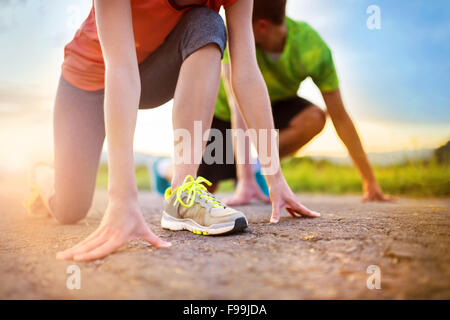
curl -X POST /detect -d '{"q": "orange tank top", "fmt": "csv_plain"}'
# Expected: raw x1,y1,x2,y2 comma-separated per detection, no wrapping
62,0,237,91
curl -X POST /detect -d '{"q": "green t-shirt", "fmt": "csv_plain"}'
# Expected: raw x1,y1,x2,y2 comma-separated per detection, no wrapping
214,17,339,121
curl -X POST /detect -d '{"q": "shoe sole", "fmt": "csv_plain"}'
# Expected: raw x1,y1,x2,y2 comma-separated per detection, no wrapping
161,211,248,236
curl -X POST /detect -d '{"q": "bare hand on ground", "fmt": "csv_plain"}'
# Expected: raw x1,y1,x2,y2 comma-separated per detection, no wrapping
224,179,270,206
56,200,171,261
268,177,320,223
362,181,397,202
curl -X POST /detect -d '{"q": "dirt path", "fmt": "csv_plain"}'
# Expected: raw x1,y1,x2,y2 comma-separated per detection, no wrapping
0,179,449,299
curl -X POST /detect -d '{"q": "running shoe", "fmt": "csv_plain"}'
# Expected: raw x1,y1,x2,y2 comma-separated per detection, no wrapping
152,158,171,196
161,175,248,235
23,163,54,217
253,159,269,197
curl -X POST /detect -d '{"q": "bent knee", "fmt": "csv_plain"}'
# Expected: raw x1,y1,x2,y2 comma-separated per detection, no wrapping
185,7,226,38
181,7,227,59
51,199,91,225
309,107,326,133
292,106,326,135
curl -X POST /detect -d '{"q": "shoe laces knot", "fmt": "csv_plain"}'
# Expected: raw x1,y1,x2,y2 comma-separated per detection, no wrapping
175,175,224,209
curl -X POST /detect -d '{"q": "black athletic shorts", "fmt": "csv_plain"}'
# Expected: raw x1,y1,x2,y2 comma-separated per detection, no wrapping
197,96,314,183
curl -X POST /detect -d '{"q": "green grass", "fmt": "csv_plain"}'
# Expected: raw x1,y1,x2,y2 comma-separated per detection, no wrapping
280,158,450,197
97,164,151,190
96,158,450,197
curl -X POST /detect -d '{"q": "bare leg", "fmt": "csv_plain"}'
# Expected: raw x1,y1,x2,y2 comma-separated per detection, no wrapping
33,77,105,225
278,106,326,158
171,44,222,188
160,159,219,193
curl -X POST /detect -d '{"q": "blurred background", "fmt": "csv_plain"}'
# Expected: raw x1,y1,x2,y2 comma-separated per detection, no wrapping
0,0,449,196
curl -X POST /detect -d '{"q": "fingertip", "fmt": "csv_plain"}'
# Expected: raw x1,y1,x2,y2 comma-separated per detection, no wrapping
157,241,172,248
56,251,72,260
73,254,92,262
148,234,172,248
386,195,398,202
269,217,279,224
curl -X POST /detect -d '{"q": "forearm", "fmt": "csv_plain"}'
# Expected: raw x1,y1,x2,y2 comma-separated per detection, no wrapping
323,90,377,184
230,102,254,181
104,65,141,199
231,71,282,183
93,0,141,200
222,66,253,181
332,114,376,183
225,0,281,185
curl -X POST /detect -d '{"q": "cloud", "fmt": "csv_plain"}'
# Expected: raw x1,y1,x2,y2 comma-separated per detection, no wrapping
0,0,29,6
0,0,44,33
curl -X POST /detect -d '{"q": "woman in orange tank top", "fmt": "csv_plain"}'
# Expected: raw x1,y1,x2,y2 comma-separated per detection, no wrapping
31,0,320,262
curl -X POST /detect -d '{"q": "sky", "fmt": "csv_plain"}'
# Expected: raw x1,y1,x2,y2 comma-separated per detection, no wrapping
0,0,449,171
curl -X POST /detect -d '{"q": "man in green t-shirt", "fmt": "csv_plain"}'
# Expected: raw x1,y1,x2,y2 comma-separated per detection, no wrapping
196,0,394,204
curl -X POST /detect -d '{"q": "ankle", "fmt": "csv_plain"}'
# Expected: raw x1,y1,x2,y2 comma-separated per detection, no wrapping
171,166,199,189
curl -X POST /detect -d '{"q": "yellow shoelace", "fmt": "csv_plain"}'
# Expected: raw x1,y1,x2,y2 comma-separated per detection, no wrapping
22,183,40,214
173,175,224,209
